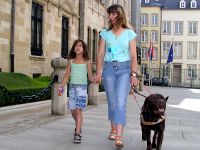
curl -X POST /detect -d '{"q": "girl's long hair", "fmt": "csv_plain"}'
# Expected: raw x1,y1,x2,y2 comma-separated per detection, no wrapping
68,39,89,60
107,4,129,30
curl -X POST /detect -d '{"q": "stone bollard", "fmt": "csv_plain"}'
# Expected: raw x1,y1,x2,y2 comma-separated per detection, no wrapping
51,58,67,115
88,63,99,105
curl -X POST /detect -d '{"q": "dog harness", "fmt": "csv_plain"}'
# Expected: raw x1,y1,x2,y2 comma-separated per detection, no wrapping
140,114,165,125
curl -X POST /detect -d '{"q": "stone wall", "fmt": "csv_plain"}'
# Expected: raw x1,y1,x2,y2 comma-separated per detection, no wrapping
0,0,12,72
0,0,79,77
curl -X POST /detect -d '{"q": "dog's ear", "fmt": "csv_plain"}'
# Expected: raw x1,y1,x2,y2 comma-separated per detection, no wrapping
165,96,169,102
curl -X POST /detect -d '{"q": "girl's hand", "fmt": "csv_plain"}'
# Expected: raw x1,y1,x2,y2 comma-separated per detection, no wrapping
57,87,64,96
89,76,95,83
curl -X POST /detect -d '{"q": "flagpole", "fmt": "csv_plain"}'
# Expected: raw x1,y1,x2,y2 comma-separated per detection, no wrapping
148,39,151,86
171,38,173,86
167,38,173,86
148,53,150,86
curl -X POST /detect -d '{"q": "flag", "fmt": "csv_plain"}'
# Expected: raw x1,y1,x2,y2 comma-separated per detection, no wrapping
166,44,173,64
148,42,154,61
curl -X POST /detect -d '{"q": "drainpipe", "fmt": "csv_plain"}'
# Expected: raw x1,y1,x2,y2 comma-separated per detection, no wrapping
10,0,15,72
79,0,85,39
159,5,163,78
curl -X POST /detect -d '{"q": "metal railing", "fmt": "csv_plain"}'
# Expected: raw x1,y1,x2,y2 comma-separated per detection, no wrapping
142,68,200,88
0,77,56,106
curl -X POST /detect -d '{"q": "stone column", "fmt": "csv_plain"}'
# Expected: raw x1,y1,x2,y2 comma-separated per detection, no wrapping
51,58,67,115
88,63,99,105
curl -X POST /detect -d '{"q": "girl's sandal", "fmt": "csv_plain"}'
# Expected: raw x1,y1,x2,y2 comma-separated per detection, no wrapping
115,136,124,148
108,129,117,140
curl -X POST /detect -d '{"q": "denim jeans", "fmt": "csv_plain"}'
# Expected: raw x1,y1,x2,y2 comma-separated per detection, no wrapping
102,61,131,126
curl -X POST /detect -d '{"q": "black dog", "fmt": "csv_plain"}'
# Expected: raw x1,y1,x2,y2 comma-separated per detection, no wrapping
140,94,168,150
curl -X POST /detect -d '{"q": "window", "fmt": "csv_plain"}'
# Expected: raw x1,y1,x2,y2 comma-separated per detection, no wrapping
152,47,158,60
190,0,197,8
141,47,148,59
151,31,158,43
141,31,148,43
173,42,182,58
174,21,183,35
188,22,197,35
187,64,197,79
141,64,148,75
188,42,197,59
162,64,170,78
61,17,69,58
180,0,186,8
87,27,92,60
33,73,41,78
162,42,171,59
151,14,158,26
92,29,97,62
141,14,148,26
162,21,171,34
31,2,43,56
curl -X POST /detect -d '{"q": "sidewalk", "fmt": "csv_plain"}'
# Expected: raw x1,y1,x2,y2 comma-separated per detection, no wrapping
0,87,200,150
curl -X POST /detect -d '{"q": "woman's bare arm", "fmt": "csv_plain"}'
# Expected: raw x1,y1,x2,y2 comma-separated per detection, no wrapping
96,37,105,77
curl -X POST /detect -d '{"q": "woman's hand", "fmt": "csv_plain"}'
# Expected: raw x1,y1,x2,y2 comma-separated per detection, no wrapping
130,76,139,87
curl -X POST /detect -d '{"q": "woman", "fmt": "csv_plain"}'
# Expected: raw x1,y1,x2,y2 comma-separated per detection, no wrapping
95,4,138,148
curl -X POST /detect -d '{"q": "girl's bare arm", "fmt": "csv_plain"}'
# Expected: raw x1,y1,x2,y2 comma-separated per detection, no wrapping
87,60,94,82
60,60,71,87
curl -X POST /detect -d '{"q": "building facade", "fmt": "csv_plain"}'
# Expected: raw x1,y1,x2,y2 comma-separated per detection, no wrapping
79,0,106,63
141,0,200,88
0,0,141,77
161,0,200,87
141,0,163,75
0,0,79,77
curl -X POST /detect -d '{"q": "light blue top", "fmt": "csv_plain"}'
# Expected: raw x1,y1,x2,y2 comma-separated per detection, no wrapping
70,62,87,84
100,28,137,62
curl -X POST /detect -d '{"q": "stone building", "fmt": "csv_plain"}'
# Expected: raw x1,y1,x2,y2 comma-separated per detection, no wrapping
0,0,79,77
80,0,134,63
79,0,106,63
141,0,200,88
0,0,141,77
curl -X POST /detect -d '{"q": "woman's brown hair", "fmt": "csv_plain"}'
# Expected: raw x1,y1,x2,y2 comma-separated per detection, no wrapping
107,4,129,30
68,39,89,60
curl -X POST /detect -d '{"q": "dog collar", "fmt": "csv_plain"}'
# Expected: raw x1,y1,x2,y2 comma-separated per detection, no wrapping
140,114,165,126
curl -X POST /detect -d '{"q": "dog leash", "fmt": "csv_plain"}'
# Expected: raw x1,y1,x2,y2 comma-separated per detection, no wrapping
131,85,142,110
130,83,152,110
131,85,147,98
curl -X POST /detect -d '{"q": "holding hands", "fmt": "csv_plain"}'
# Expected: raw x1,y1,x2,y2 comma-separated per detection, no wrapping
93,74,102,84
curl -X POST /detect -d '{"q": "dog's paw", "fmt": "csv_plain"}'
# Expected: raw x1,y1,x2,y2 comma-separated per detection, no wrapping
146,145,152,150
152,143,157,149
142,134,147,141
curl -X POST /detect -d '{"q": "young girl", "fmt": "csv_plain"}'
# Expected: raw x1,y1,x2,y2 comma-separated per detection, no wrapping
57,39,93,143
